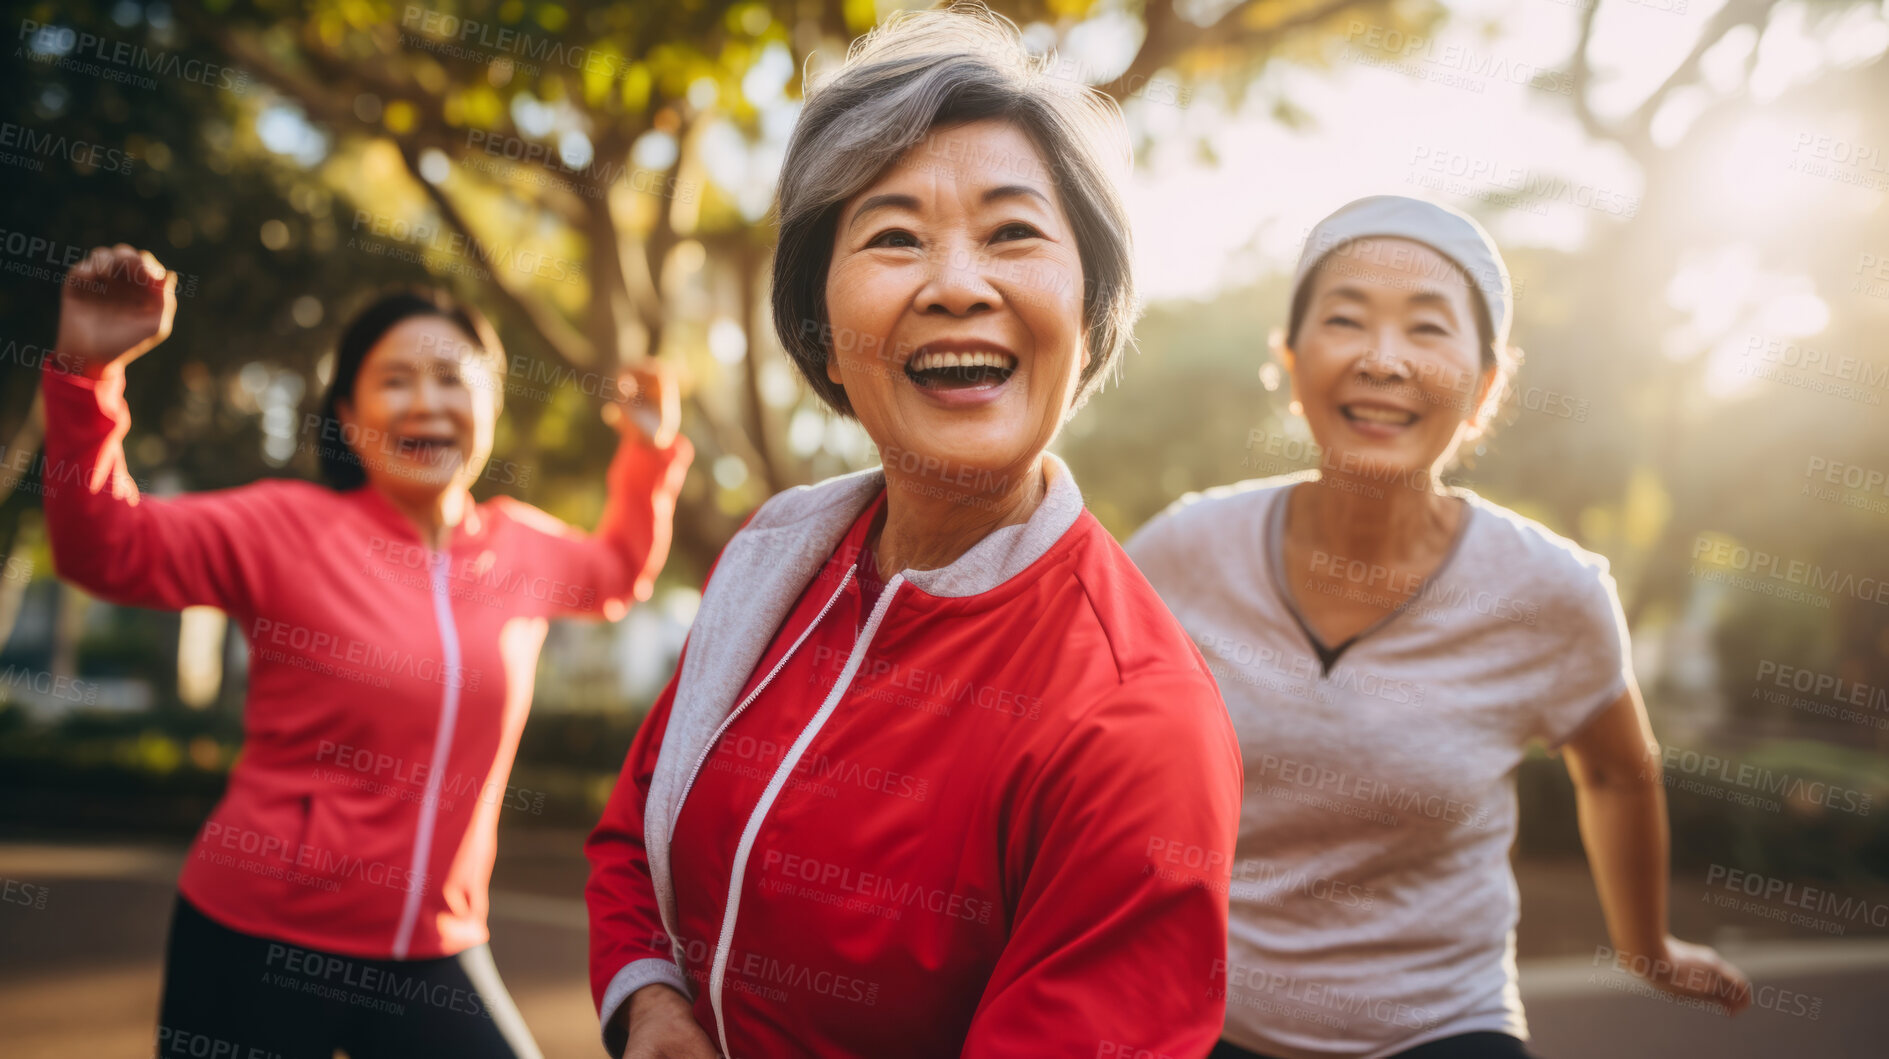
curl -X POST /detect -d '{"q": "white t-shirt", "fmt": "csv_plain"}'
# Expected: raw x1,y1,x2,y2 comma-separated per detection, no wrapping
1126,475,1631,1059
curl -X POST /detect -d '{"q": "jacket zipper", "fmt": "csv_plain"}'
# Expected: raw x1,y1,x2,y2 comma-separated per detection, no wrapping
391,548,463,959
706,572,904,1054
672,567,857,833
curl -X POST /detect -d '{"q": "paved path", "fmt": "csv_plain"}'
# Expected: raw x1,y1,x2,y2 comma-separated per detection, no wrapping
3,840,1883,1057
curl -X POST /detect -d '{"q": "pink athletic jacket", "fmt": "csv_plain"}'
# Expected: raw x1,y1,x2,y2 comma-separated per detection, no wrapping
586,456,1243,1057
39,362,691,959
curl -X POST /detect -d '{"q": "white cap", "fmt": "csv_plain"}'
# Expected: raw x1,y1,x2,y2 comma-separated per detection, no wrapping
1291,195,1512,349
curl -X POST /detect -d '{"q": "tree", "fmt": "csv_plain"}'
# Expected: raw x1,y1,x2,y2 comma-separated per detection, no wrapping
158,0,1387,568
1548,0,1889,750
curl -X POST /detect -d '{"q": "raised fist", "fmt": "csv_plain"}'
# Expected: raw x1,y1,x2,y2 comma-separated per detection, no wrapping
56,243,178,379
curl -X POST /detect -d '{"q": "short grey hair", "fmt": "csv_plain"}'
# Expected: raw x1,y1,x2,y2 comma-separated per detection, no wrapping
771,3,1138,417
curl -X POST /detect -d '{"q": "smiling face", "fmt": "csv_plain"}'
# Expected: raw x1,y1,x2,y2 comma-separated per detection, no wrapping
823,118,1087,493
1283,237,1494,484
336,315,500,503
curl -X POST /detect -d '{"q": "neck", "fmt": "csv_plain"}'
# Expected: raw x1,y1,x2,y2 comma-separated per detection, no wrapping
375,483,467,552
1292,467,1459,565
873,457,1048,575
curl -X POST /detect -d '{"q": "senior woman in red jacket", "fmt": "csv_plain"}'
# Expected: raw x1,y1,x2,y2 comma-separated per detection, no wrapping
44,245,690,1058
584,8,1242,1059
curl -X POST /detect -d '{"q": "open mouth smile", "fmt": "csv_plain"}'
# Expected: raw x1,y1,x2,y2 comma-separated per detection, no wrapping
905,347,1018,392
1340,403,1419,434
394,436,457,459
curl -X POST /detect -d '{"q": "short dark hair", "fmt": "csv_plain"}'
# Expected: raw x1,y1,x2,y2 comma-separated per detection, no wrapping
771,5,1137,417
316,288,503,490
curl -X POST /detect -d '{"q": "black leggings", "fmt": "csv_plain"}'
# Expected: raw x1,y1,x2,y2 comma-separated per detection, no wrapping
156,895,542,1059
1209,1032,1540,1059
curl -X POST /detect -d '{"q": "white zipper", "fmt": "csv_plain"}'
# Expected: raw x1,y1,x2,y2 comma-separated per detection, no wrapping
391,548,463,959
707,572,903,1053
672,568,857,832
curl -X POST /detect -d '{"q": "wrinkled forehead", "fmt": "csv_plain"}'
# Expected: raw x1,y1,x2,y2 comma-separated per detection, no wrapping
846,119,1061,214
1308,236,1476,308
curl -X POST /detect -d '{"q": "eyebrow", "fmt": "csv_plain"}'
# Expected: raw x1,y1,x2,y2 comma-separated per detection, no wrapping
847,193,919,232
846,184,1055,232
982,184,1053,209
1320,284,1461,316
1406,291,1460,317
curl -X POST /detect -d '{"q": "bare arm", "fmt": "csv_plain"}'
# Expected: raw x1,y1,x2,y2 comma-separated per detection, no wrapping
1562,682,1752,1014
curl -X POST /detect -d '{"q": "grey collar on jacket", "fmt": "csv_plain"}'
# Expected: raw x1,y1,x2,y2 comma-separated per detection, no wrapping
641,452,1085,959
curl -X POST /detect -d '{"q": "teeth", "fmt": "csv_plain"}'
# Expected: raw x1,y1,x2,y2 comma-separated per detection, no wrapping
909,349,1016,372
1347,405,1415,425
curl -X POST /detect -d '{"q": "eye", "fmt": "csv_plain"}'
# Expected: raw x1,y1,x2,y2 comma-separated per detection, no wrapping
866,229,918,249
1412,322,1451,337
1324,315,1361,329
992,222,1043,242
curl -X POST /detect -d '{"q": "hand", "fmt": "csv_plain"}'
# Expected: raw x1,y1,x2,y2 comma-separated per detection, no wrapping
619,984,718,1059
1629,936,1752,1014
603,360,681,449
56,244,178,379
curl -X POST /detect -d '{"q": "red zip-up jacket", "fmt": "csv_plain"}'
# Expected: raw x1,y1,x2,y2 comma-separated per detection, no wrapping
39,362,690,959
586,457,1243,1058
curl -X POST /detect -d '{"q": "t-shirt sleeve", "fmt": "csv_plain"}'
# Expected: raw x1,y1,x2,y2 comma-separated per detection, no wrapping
1535,561,1633,749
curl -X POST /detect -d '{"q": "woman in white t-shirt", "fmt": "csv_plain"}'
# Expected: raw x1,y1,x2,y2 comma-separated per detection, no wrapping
1127,196,1750,1059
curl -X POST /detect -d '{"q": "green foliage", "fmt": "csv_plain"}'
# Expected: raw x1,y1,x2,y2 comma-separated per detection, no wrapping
4,2,1885,903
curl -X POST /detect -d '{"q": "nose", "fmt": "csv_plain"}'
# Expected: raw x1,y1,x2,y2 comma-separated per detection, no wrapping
916,240,1001,318
1356,331,1413,381
409,371,454,418
411,374,441,412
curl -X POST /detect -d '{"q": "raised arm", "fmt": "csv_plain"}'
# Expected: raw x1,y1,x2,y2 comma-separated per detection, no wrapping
41,245,279,614
494,362,692,620
962,673,1243,1058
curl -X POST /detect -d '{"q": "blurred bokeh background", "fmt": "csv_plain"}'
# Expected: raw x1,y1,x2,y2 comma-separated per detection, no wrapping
1,0,1885,1055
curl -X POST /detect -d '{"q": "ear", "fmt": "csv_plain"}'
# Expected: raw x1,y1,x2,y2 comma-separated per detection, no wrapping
1465,352,1509,436
825,348,844,387
1268,326,1300,404
335,396,356,431
1470,372,1496,430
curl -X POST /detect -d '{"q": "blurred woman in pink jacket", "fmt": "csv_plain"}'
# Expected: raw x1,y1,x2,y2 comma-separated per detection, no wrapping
43,244,691,1058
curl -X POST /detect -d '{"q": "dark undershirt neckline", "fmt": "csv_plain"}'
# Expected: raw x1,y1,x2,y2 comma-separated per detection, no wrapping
1264,481,1476,676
